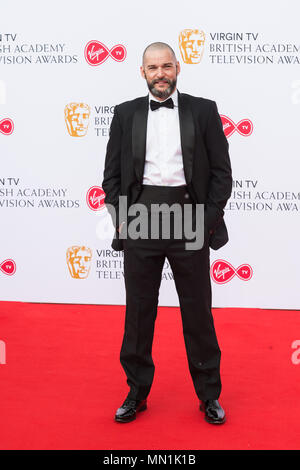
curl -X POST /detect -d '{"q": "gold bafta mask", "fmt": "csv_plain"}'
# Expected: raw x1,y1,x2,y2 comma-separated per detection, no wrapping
66,246,92,279
64,103,90,137
179,29,205,64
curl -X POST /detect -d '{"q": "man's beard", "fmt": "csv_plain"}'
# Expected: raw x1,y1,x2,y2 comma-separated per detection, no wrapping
146,76,177,100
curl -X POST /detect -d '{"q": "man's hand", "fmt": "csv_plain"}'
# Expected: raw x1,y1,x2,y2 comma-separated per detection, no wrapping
117,221,125,234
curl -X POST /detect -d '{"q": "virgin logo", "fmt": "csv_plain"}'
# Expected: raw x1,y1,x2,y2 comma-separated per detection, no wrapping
84,41,127,66
0,118,14,135
86,186,106,211
0,259,16,275
211,259,253,284
220,115,253,138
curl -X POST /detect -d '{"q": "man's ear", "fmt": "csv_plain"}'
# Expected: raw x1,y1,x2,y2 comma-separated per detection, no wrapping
140,66,146,79
176,61,181,76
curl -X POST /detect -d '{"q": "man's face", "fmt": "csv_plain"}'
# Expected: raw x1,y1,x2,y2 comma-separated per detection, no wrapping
140,48,180,100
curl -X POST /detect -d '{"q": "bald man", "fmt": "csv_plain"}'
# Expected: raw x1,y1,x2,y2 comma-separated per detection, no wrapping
102,42,232,424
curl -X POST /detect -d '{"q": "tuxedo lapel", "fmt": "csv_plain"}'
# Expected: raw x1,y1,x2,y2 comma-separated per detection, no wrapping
132,96,149,182
178,91,195,184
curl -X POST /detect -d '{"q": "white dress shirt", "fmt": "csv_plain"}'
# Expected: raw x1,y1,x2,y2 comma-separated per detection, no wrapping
142,89,186,186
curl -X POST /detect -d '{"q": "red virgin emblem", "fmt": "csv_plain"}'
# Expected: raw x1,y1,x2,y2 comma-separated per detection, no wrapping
0,118,14,135
211,259,253,284
220,115,253,138
86,186,106,211
0,259,16,275
84,41,127,66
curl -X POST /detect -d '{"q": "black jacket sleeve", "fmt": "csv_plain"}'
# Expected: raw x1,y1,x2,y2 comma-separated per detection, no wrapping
102,105,123,229
204,101,232,231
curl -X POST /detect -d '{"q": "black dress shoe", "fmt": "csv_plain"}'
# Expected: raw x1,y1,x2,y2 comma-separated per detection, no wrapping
115,397,147,423
200,399,226,424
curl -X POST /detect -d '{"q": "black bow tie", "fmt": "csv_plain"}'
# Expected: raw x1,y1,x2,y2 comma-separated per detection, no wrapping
150,98,174,111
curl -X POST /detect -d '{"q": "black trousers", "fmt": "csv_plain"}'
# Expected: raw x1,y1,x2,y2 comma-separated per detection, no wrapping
120,185,221,401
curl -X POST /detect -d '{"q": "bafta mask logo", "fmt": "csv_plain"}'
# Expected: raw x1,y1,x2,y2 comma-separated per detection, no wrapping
64,103,90,137
179,29,206,64
66,246,92,279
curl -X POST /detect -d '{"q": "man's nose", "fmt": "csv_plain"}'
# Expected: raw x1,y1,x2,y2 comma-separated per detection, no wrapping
156,67,165,77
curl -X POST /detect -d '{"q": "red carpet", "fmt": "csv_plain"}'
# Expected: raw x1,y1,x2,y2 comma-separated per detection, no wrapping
0,301,299,450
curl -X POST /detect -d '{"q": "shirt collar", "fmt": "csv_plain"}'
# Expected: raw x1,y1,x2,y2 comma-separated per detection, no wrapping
148,88,178,107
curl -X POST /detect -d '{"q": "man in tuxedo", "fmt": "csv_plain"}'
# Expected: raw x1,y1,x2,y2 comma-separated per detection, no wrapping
102,42,232,424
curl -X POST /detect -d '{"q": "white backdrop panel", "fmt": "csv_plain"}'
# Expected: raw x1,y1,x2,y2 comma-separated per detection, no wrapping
1,0,299,308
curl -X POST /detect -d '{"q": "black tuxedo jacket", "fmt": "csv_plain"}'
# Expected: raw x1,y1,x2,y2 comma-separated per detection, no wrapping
102,91,232,251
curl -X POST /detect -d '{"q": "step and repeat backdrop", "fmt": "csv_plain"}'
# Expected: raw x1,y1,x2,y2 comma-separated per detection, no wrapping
1,0,300,308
